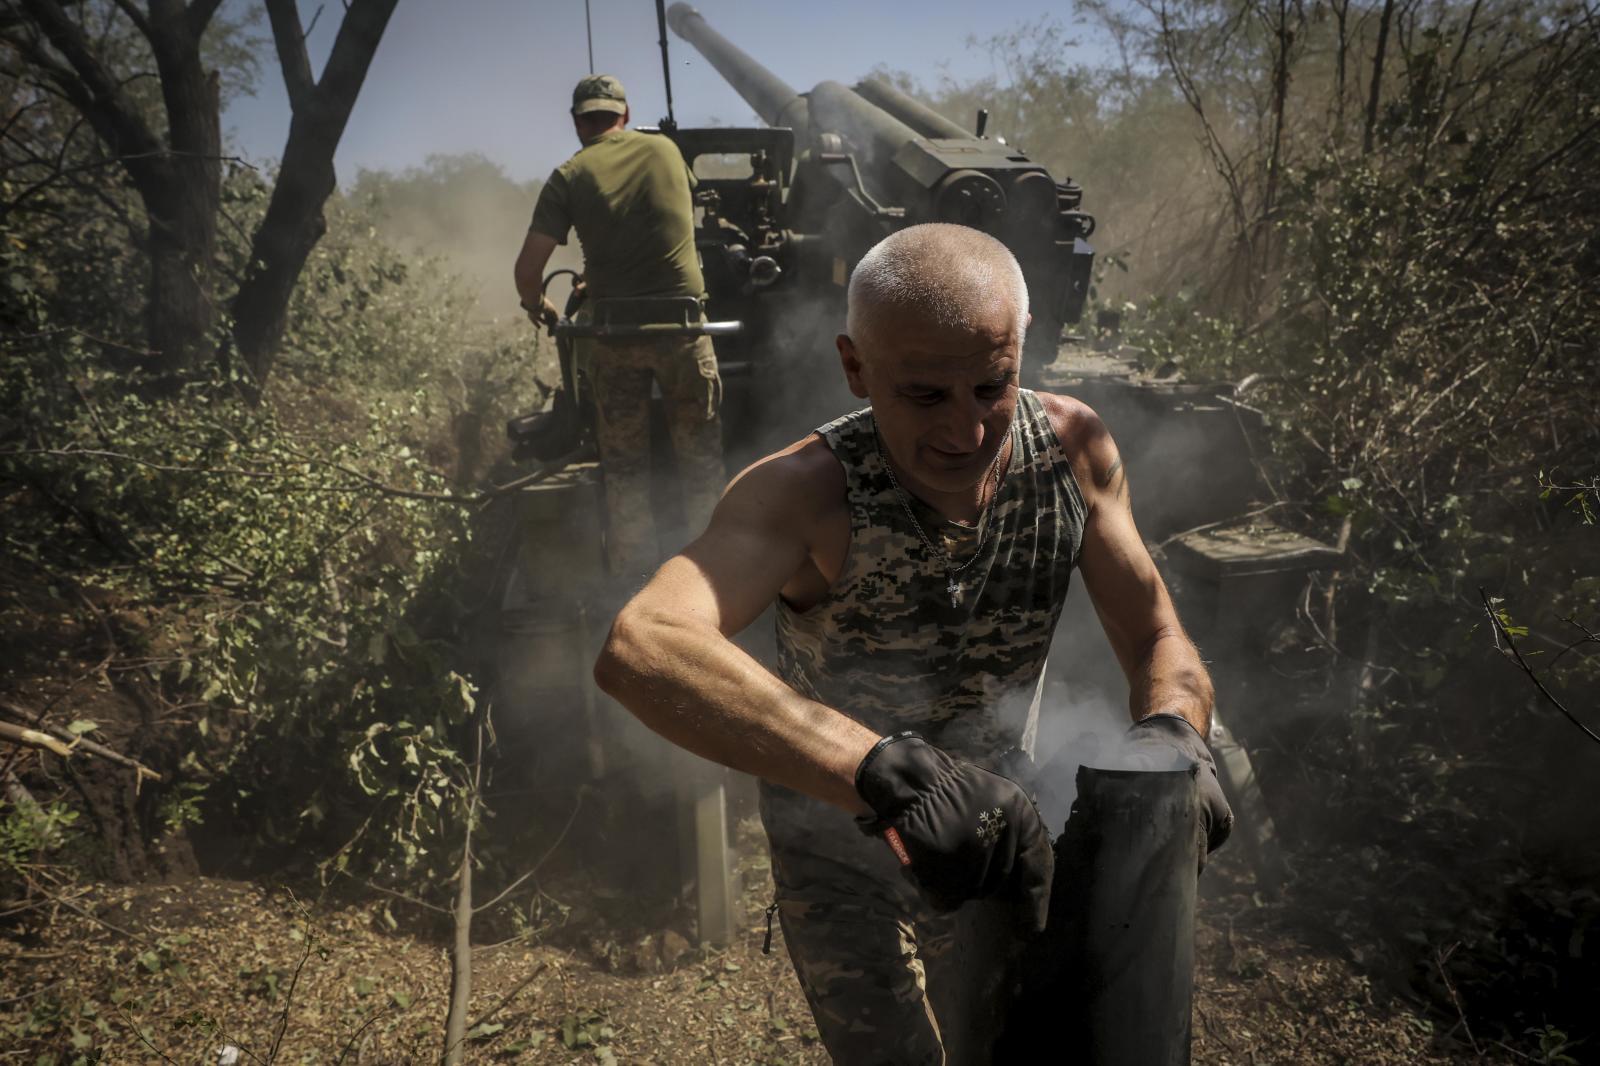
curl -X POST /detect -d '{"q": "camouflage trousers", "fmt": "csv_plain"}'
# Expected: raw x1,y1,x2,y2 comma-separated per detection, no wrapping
588,333,726,582
762,785,1024,1065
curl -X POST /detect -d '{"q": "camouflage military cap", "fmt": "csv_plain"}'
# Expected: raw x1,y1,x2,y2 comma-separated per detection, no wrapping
572,74,627,115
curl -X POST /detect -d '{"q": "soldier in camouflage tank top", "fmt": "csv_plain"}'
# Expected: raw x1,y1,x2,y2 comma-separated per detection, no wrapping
757,390,1085,1063
594,224,1222,1064
774,388,1085,766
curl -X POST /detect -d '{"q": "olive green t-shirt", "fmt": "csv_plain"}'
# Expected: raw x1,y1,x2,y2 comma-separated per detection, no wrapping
528,128,705,300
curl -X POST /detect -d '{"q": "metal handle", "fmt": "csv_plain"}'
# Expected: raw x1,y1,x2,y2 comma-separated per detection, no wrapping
553,319,743,339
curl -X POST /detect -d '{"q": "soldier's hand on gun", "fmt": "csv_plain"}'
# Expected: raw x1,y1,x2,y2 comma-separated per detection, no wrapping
1125,712,1235,863
854,732,1054,934
524,294,560,334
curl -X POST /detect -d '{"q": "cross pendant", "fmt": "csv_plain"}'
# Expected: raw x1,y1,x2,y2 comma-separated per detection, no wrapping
947,574,962,608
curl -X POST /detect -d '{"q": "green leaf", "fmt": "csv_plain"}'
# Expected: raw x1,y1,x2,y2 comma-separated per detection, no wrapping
66,720,98,735
390,990,411,1010
466,1021,504,1041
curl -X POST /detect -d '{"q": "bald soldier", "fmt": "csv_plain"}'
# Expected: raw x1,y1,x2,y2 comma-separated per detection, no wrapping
514,75,724,584
595,224,1232,1064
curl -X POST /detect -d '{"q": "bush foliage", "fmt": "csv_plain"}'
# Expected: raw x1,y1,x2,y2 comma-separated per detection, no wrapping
2,159,540,893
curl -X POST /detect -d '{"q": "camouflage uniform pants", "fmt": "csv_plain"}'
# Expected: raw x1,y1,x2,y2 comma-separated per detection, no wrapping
588,333,725,582
763,787,1023,1065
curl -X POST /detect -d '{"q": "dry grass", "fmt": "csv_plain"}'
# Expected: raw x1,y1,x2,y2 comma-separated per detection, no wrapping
0,834,1498,1065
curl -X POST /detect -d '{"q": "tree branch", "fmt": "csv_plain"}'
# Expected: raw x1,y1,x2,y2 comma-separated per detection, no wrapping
108,0,151,39
263,0,314,114
0,720,76,757
1479,588,1600,748
185,0,224,38
0,700,165,784
14,0,165,191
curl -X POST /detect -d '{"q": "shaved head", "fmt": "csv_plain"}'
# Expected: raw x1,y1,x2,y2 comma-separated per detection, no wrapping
845,223,1029,352
834,224,1029,507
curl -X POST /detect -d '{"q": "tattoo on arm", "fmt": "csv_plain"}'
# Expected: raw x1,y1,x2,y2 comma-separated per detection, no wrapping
1096,454,1129,500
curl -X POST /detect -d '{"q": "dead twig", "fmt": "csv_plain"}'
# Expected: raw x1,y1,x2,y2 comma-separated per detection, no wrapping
333,1002,396,1066
1432,942,1481,1056
109,997,181,1063
1197,1003,1240,1055
334,871,451,916
267,898,319,1064
0,445,576,507
0,976,70,1006
473,786,587,916
466,962,549,1034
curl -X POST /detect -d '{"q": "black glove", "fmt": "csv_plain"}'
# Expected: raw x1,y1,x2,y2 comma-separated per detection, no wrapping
855,732,1054,934
1125,713,1235,858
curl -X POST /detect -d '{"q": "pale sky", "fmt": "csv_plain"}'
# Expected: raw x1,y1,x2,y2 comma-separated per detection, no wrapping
222,0,1109,183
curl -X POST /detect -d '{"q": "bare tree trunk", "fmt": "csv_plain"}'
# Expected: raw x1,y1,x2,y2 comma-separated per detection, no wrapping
1364,0,1397,155
232,0,398,390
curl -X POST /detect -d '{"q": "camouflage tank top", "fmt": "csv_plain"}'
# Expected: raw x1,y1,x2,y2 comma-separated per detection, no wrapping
776,388,1086,763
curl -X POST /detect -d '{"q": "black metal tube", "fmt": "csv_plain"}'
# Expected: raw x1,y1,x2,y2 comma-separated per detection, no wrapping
853,78,972,140
996,765,1201,1064
808,80,918,155
665,3,809,139
655,0,677,128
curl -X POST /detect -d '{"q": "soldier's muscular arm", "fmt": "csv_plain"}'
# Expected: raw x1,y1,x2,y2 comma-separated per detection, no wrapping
1042,393,1215,736
593,439,878,815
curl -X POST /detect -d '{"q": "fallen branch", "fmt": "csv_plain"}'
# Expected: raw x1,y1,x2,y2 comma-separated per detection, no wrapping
467,962,548,1034
0,701,163,786
0,444,579,508
20,871,155,949
59,729,162,788
0,720,75,758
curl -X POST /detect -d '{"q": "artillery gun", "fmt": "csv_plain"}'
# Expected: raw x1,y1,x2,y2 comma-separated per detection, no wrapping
662,1,1096,407
496,3,1331,950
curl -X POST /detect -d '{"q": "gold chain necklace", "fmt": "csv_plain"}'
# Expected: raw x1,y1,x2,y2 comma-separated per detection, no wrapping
872,420,1013,608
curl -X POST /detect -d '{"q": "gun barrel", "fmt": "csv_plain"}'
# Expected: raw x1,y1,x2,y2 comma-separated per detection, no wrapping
808,80,918,156
666,3,809,139
853,78,972,140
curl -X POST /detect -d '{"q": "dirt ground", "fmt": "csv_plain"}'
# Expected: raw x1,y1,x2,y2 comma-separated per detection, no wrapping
0,821,1499,1066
